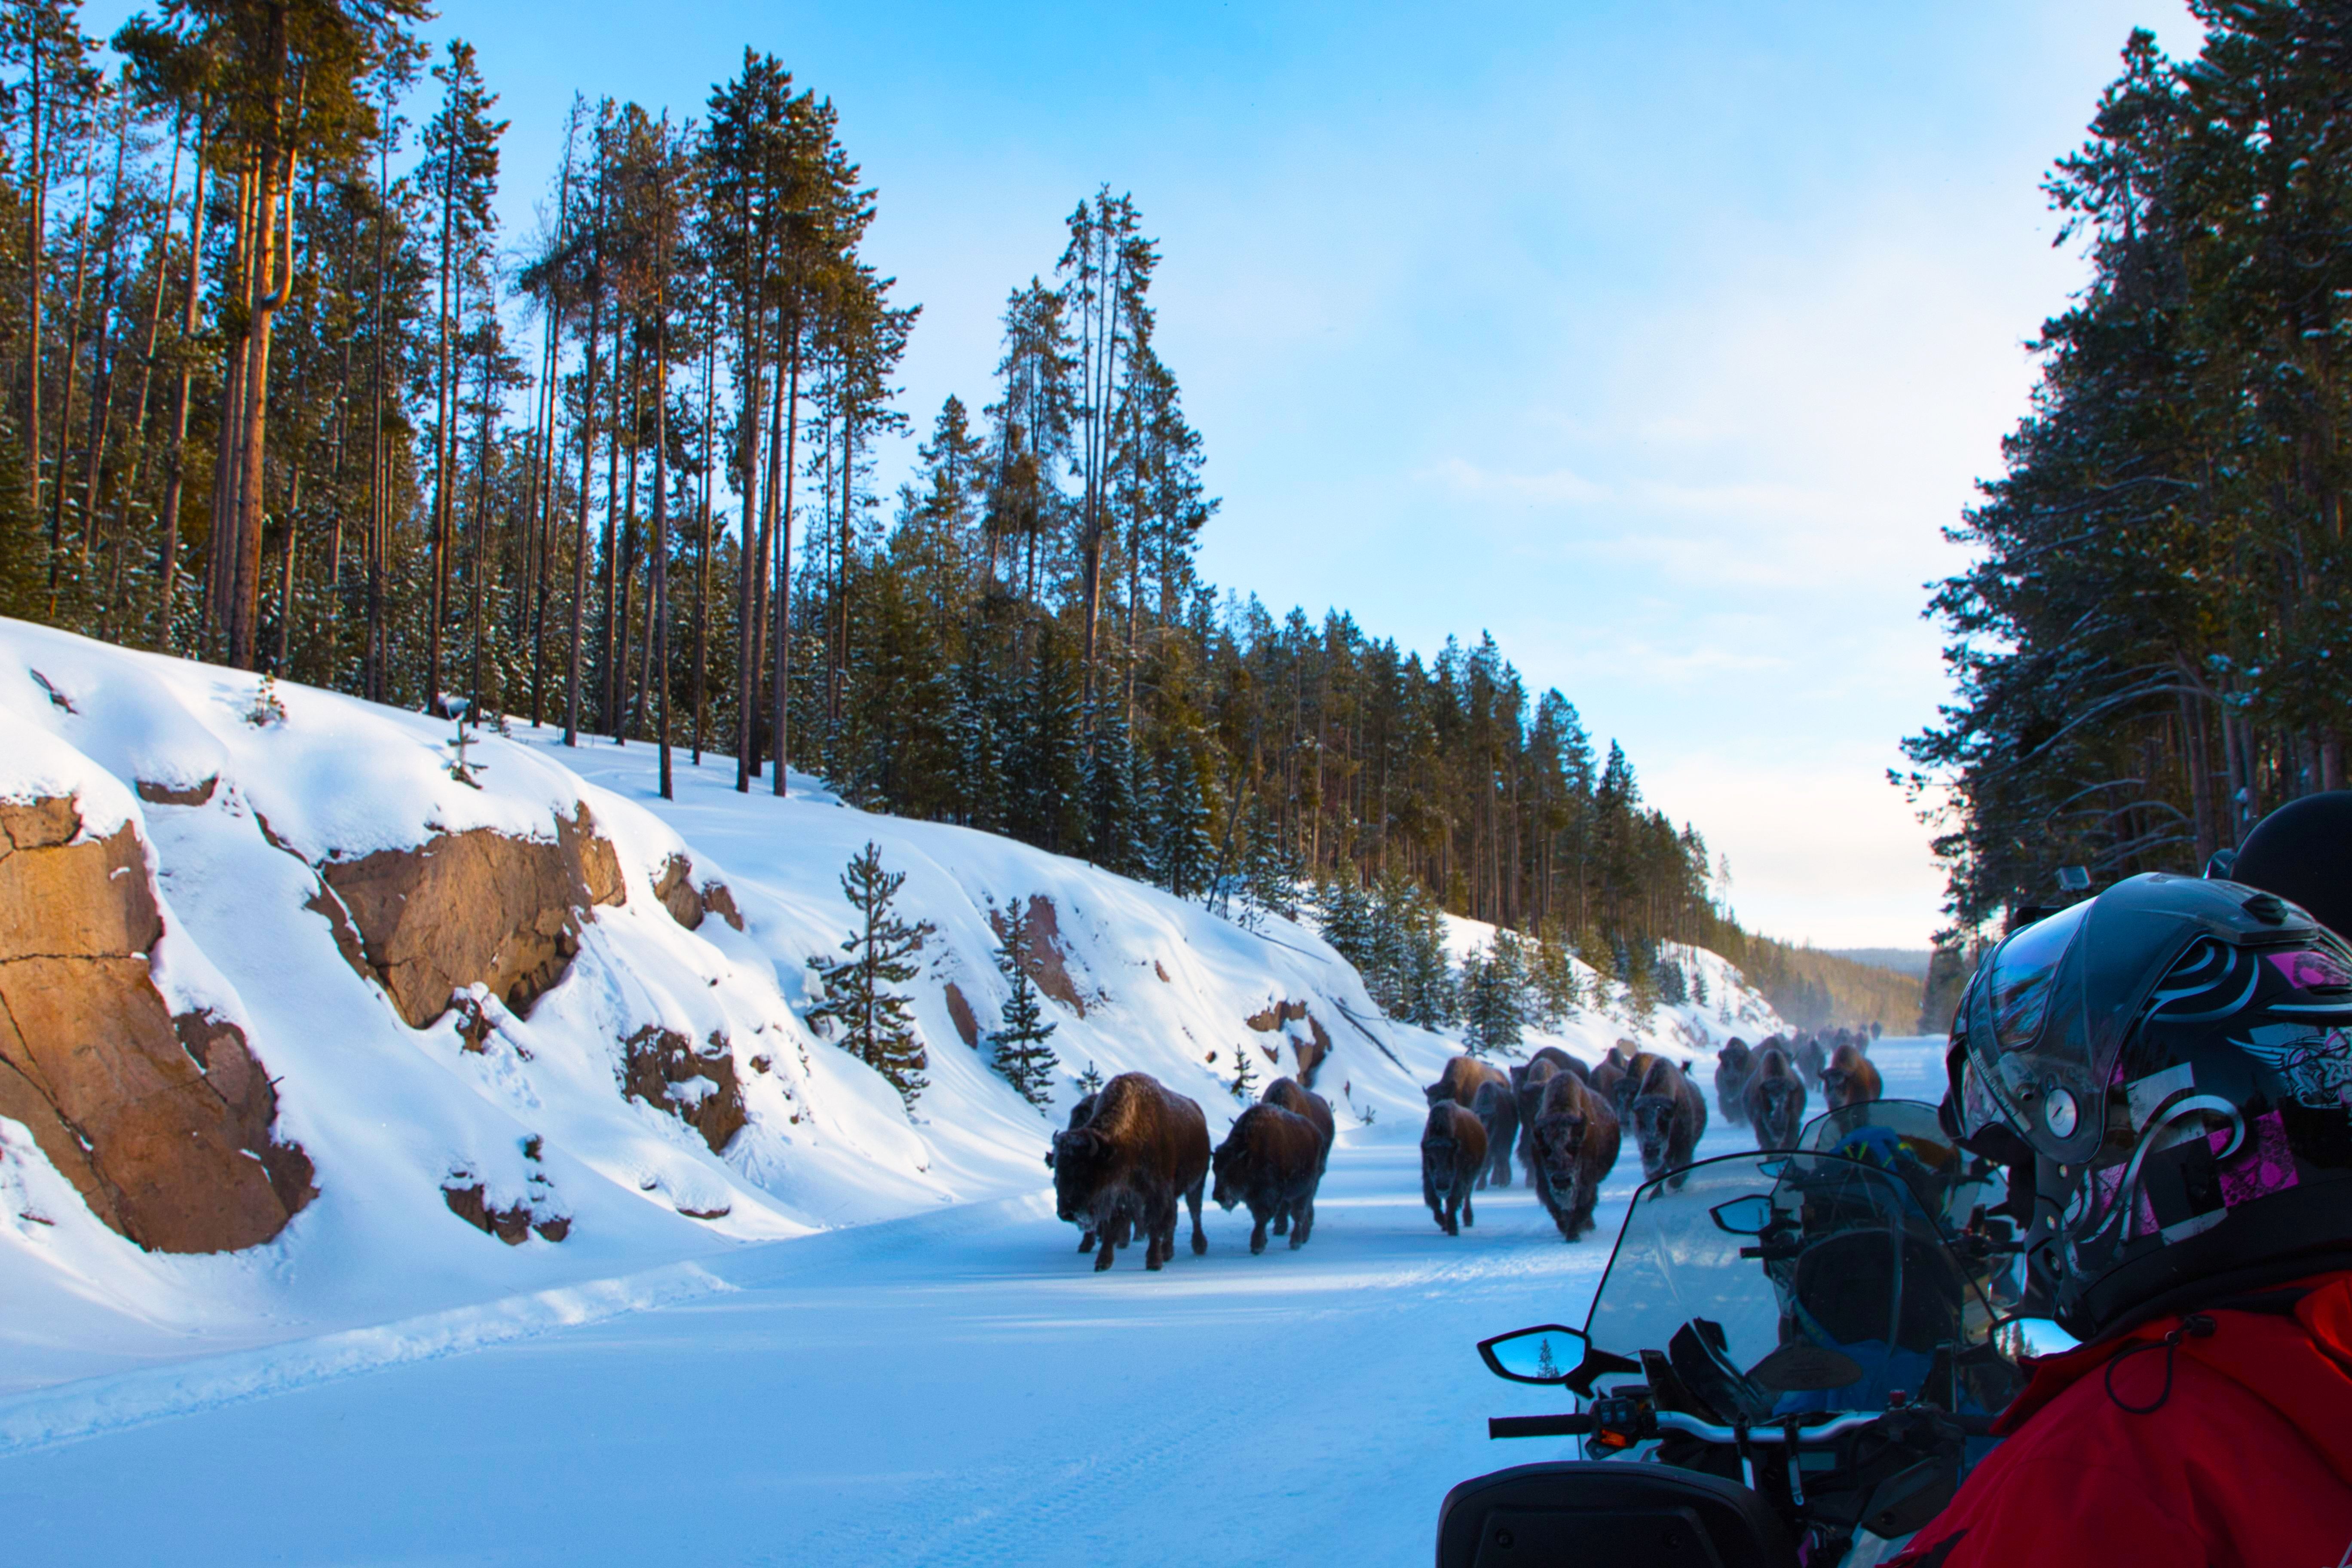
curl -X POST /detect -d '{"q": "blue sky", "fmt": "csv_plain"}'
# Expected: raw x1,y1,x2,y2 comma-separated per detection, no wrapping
89,0,2207,946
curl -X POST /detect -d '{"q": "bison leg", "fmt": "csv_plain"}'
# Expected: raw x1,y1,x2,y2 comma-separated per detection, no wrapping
1079,1228,1098,1253
1186,1176,1207,1256
1272,1207,1289,1237
1290,1198,1313,1248
1094,1229,1118,1271
1461,1182,1476,1229
1249,1207,1269,1255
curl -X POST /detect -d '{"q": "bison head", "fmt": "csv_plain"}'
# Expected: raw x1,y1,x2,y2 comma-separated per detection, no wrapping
1052,1128,1112,1224
1754,1078,1805,1145
1211,1133,1247,1210
1631,1094,1681,1180
1533,1113,1592,1206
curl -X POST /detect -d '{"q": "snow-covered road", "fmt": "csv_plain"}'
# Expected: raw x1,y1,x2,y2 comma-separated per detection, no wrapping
0,1039,1948,1566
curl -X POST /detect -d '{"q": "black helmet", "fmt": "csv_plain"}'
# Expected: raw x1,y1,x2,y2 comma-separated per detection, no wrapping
1942,871,2352,1339
2229,789,2352,938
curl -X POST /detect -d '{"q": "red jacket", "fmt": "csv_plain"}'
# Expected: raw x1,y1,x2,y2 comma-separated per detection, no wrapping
1890,1270,2352,1568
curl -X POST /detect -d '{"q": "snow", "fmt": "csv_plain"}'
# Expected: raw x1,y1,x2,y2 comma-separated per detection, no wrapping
0,619,1887,1562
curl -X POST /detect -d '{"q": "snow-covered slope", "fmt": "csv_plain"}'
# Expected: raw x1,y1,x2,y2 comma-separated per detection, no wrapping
0,619,1787,1396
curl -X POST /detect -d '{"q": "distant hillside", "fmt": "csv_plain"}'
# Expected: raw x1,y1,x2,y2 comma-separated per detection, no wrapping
1709,931,1922,1035
1827,947,1933,980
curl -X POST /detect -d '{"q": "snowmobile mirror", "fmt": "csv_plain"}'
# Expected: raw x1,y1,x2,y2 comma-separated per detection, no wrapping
1706,1195,1776,1236
1478,1326,1588,1385
1743,1341,1864,1394
2057,866,2091,892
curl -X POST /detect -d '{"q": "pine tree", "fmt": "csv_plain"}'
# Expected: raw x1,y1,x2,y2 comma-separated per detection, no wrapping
1082,694,1141,874
805,841,937,1108
1075,1060,1104,1095
1228,1038,1259,1100
1156,746,1213,898
1529,922,1581,1027
1317,872,1375,974
1461,932,1526,1056
986,895,1059,1108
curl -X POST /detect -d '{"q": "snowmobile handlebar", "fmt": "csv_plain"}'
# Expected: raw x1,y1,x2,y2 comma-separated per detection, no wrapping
1488,1408,1996,1444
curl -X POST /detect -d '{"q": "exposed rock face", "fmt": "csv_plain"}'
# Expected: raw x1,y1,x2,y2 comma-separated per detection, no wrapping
319,804,627,1029
650,852,744,934
0,796,312,1253
989,895,1085,1015
135,776,217,808
620,1026,746,1154
943,981,980,1048
1245,1001,1332,1086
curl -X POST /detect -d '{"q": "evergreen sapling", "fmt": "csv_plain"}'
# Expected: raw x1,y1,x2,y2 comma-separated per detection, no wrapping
805,842,938,1109
986,896,1060,1108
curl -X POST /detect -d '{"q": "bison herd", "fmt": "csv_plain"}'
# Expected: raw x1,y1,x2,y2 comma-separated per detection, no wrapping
1047,1026,1880,1270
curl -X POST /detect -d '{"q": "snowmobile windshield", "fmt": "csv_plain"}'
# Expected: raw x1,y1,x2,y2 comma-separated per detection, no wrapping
1955,873,2338,1164
1799,1100,2003,1237
1573,1152,2017,1423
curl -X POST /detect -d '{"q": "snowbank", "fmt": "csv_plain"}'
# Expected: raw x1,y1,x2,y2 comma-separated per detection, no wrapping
0,618,1785,1394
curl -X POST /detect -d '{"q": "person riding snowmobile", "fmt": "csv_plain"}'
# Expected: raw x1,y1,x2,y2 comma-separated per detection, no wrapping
1889,841,2352,1566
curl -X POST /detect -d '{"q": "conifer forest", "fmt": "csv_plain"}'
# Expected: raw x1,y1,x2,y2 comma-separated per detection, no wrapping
0,0,1765,1005
1905,4,2352,933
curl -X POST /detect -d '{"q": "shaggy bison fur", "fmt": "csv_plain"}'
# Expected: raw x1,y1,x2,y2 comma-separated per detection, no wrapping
1471,1078,1517,1189
1212,1102,1325,1253
1629,1056,1707,1189
1820,1042,1883,1111
1425,1054,1510,1109
1596,1048,1663,1130
1052,1072,1210,1272
1713,1038,1754,1126
1745,1046,1809,1150
1529,1070,1620,1241
1513,1057,1560,1186
1795,1034,1827,1089
1260,1077,1334,1234
1048,1093,1129,1253
1420,1101,1487,1236
1509,1046,1585,1093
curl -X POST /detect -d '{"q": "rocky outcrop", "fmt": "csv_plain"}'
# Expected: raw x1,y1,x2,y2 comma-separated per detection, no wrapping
651,852,744,933
0,795,312,1253
1246,1001,1332,1086
943,981,980,1048
318,804,627,1029
989,895,1085,1015
620,1026,746,1154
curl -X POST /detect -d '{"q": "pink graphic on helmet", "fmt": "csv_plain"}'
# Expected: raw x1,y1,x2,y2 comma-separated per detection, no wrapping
2266,948,2352,992
2211,1110,2299,1207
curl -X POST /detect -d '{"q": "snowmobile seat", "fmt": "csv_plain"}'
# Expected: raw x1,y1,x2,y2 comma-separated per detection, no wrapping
1436,1460,1794,1568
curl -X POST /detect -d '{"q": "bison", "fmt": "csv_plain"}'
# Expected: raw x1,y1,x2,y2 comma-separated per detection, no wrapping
1795,1034,1827,1089
1596,1048,1662,1130
1820,1042,1883,1111
1212,1102,1325,1253
1745,1046,1809,1150
1628,1056,1707,1189
1051,1072,1211,1272
1425,1054,1510,1109
1048,1092,1128,1253
1513,1056,1561,1186
1471,1078,1518,1189
1509,1045,1585,1093
1262,1077,1335,1173
1421,1100,1487,1236
1529,1070,1620,1242
1712,1038,1754,1126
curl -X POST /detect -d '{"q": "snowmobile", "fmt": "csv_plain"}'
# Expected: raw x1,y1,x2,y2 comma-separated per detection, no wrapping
1440,1102,2029,1567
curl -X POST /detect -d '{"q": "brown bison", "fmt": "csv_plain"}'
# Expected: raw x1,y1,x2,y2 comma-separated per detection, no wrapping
1420,1100,1487,1236
1595,1048,1663,1130
1820,1042,1883,1111
1047,1092,1128,1253
1212,1103,1325,1253
1513,1057,1561,1186
1712,1038,1754,1126
1471,1078,1517,1188
1629,1056,1707,1189
1425,1054,1510,1109
1051,1072,1210,1272
1745,1046,1809,1150
1529,1070,1620,1241
1795,1034,1827,1089
1509,1045,1585,1094
1262,1077,1335,1174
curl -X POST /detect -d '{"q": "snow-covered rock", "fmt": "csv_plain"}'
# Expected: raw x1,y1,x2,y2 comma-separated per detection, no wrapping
0,617,1786,1393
